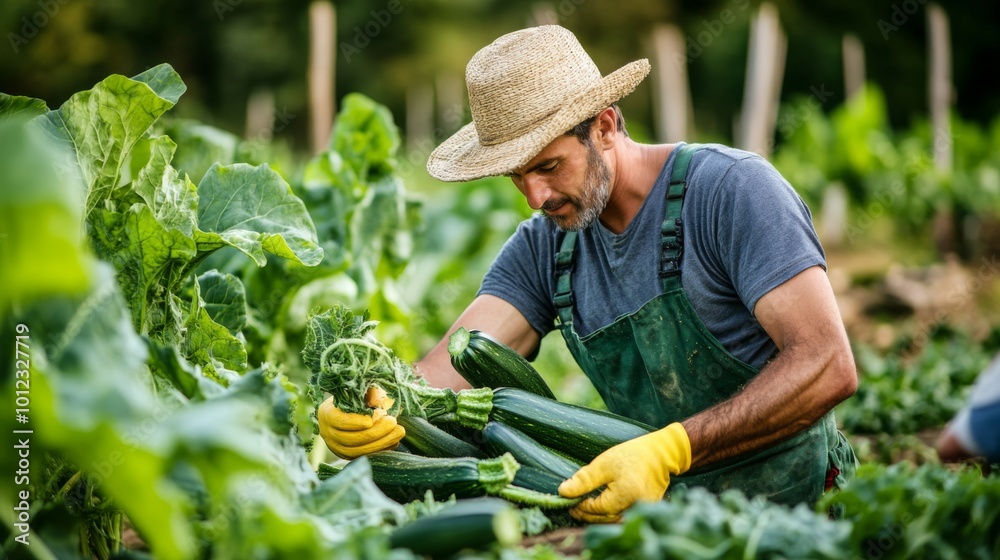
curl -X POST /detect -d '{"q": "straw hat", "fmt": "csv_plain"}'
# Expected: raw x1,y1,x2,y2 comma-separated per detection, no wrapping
426,25,651,182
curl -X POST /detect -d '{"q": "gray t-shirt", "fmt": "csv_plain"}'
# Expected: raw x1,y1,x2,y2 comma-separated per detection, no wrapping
478,143,825,370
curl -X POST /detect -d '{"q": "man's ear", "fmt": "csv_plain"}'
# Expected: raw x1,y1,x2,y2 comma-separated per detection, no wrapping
592,107,618,149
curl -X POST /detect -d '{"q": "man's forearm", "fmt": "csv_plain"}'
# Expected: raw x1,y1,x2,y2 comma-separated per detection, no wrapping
681,341,856,469
414,294,541,391
414,340,473,391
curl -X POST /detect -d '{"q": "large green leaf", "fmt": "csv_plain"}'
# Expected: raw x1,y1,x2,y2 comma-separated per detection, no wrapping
145,338,222,401
133,135,199,237
90,204,198,334
183,279,248,375
35,64,186,219
0,122,89,314
349,175,413,295
302,457,406,531
8,267,384,559
331,93,400,182
198,269,248,334
161,119,242,185
0,93,49,122
17,264,196,560
300,150,354,272
132,64,187,106
195,162,323,267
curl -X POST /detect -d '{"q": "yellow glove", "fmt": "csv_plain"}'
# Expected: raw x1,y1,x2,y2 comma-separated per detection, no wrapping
558,422,691,523
317,396,405,459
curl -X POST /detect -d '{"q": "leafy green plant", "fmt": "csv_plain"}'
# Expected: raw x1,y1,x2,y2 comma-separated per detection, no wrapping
773,84,1000,251
837,327,995,434
0,65,426,560
195,92,422,390
819,463,1000,559
304,306,490,425
585,487,850,559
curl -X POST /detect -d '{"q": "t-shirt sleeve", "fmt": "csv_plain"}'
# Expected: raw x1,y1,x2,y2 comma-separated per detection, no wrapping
709,155,826,315
477,217,558,338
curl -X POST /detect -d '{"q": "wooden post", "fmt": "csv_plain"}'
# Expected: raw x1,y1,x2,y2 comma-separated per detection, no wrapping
928,3,957,256
529,3,558,26
651,24,692,142
928,3,952,172
820,181,848,248
842,34,865,101
738,3,785,157
406,83,434,155
435,73,465,137
245,89,275,141
309,1,336,155
766,22,787,153
824,33,865,249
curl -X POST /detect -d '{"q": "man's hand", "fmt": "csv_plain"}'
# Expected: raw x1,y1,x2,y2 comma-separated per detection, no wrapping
558,422,691,523
936,425,974,462
317,397,405,459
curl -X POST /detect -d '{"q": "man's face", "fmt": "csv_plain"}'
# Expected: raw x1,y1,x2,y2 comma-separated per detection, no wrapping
506,134,611,231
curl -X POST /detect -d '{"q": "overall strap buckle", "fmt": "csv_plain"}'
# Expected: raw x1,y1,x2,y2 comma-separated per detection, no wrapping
553,230,578,325
659,218,684,278
659,143,702,285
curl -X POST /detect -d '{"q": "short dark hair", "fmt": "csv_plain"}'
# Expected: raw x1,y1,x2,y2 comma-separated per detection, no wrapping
565,104,629,145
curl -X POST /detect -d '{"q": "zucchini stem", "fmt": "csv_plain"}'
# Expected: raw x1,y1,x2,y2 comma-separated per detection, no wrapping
447,326,471,356
497,486,584,509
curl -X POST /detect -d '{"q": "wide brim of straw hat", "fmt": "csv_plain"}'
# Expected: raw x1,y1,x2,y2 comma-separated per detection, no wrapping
427,58,651,183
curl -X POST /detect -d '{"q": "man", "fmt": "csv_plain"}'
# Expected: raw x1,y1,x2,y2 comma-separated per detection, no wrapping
318,25,858,523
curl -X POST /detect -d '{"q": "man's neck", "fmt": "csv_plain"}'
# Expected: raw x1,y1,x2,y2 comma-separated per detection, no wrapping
599,140,676,234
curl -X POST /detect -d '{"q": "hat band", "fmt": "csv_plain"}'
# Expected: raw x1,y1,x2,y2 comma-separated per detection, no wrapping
476,106,560,146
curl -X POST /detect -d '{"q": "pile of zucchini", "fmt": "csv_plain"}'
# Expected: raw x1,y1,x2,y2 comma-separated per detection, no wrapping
354,327,656,509
307,316,657,556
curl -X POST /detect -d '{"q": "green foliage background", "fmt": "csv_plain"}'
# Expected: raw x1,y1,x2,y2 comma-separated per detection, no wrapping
2,0,999,152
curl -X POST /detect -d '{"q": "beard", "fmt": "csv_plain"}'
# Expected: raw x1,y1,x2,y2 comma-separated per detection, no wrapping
542,143,611,231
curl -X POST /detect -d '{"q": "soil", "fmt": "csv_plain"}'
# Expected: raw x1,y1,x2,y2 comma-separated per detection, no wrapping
521,526,587,556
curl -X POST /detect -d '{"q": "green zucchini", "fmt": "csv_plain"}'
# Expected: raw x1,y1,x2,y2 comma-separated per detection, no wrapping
509,465,599,508
389,498,521,558
482,421,582,479
398,415,485,458
316,462,344,481
448,327,555,398
366,450,519,503
511,464,568,495
490,388,655,463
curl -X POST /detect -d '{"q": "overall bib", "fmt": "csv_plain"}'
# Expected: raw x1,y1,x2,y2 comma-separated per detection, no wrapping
552,144,856,505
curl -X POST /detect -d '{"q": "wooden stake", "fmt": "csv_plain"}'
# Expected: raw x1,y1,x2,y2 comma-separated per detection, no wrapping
245,89,275,142
928,3,957,257
406,83,434,155
435,72,465,137
738,3,785,157
820,182,848,248
651,24,692,142
529,3,558,26
842,34,865,101
309,1,336,155
928,3,952,172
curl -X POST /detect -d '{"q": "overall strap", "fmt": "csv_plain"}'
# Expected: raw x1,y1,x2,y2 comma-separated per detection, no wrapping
553,230,578,326
552,143,702,325
659,143,702,291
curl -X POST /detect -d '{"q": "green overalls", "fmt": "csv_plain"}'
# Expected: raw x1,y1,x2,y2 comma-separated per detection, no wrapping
552,144,856,505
